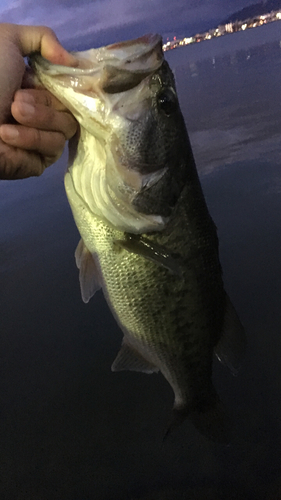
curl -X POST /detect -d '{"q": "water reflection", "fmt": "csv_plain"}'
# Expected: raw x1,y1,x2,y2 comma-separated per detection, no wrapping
166,31,281,176
1,24,281,500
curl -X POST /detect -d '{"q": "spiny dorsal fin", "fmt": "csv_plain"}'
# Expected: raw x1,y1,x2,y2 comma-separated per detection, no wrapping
75,239,101,303
111,338,158,374
214,294,246,375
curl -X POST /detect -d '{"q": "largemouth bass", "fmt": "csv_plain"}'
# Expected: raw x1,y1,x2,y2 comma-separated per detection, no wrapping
31,34,245,440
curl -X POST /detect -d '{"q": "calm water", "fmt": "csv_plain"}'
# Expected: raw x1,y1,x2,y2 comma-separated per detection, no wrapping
1,22,281,500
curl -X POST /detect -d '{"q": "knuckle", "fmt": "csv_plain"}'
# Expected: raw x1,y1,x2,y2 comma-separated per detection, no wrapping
32,127,43,147
0,148,26,179
36,130,65,159
64,114,78,140
0,143,47,179
42,91,53,108
38,25,56,38
54,132,67,155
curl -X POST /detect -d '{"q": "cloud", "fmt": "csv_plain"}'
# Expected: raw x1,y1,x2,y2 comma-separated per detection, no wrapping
0,0,255,49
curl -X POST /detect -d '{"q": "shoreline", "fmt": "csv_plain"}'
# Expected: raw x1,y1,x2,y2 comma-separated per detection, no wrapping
165,20,281,65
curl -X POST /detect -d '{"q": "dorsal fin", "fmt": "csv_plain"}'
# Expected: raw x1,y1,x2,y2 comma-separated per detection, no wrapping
75,239,101,303
111,338,158,374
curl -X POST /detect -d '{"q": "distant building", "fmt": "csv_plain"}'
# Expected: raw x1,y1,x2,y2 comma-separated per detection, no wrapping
225,23,233,32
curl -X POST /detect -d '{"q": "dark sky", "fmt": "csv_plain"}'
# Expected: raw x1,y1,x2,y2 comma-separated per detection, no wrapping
0,0,257,48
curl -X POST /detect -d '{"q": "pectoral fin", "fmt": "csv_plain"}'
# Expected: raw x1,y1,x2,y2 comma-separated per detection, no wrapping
115,234,183,276
75,239,101,303
214,295,246,375
111,338,159,374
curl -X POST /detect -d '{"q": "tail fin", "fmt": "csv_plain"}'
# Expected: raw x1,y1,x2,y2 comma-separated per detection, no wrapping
164,389,231,443
189,398,231,443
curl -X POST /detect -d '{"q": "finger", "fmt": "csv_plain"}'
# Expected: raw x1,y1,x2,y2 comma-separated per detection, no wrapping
0,141,47,180
11,92,77,141
0,124,66,160
15,24,78,66
14,89,69,112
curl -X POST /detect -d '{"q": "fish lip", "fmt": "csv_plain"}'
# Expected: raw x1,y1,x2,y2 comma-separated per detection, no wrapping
104,33,163,66
106,33,161,51
29,53,97,76
29,33,163,78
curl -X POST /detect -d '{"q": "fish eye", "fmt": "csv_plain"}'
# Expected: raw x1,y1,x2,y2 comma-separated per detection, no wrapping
157,89,178,116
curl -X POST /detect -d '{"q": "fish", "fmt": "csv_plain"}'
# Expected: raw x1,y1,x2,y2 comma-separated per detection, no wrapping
31,34,246,441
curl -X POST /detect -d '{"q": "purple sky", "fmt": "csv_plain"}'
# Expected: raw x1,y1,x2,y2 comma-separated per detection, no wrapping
0,0,256,49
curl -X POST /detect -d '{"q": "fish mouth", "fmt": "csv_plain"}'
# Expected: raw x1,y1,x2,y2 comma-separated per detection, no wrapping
31,34,172,234
30,34,163,94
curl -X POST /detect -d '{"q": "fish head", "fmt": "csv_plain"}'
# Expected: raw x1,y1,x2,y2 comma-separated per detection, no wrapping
31,35,192,233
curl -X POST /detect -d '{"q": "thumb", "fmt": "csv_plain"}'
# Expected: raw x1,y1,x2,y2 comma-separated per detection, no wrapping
6,23,78,66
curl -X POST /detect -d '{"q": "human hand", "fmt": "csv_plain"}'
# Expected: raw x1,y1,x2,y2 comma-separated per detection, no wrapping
0,23,78,180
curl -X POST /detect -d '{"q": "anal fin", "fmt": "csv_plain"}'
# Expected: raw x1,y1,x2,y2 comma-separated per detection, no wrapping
111,338,159,374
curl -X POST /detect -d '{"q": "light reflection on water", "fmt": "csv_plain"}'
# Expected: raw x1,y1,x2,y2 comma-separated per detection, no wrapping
165,24,281,176
1,24,281,500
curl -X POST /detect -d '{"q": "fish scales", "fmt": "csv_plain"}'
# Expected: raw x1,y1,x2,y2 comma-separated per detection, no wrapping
31,33,245,440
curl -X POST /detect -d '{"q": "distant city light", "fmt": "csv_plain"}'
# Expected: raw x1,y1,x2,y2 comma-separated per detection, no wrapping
162,9,281,52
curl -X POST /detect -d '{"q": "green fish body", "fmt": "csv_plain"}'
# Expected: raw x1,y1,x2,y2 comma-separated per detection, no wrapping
31,34,245,439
